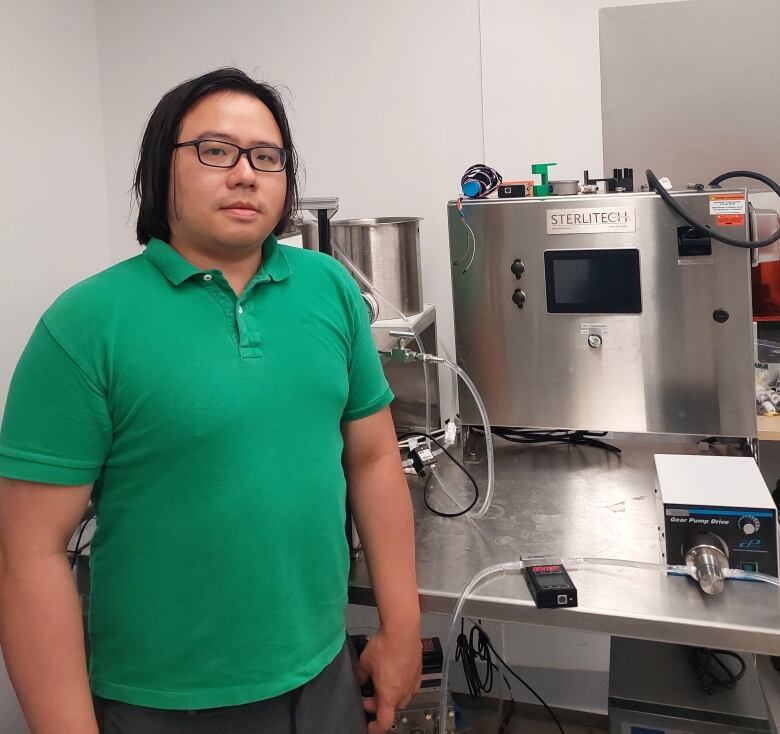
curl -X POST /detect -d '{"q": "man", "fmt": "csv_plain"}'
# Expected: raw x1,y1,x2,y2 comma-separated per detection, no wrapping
0,68,421,734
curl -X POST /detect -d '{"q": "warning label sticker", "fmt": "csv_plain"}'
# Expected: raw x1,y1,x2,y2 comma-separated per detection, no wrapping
709,193,746,216
716,214,745,227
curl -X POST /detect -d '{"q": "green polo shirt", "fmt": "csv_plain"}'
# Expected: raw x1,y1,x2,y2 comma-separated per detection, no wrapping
0,236,393,709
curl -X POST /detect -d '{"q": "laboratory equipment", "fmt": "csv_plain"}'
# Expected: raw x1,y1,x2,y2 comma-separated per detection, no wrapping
524,562,578,609
460,163,502,199
497,180,532,198
331,217,424,320
371,306,441,433
548,179,580,196
295,196,340,255
447,185,774,437
655,454,779,593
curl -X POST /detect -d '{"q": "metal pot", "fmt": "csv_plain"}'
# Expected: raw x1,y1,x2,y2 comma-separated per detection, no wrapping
330,217,423,320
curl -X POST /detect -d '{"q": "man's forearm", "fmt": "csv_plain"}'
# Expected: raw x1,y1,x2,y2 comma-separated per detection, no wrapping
349,453,420,634
0,553,98,734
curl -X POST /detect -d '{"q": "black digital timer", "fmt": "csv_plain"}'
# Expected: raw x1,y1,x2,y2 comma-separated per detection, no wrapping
524,564,578,609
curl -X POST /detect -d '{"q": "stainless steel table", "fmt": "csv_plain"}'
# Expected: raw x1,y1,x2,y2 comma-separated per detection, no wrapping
348,435,780,655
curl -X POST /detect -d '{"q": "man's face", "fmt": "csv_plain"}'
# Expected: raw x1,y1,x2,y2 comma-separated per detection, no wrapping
168,91,288,253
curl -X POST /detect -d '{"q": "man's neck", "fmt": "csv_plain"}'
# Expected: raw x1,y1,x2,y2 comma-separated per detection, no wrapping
169,237,264,296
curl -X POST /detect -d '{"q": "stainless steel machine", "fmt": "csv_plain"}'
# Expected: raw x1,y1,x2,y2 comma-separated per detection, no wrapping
447,188,760,438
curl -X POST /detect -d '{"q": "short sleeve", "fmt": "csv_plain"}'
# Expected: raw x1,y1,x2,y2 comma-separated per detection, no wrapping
341,283,394,422
0,319,112,485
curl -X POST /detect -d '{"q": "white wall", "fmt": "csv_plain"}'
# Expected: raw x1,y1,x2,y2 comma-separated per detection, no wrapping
0,1,110,730
480,0,689,184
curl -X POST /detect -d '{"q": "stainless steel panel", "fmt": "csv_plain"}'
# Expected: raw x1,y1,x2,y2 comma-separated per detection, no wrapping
332,218,423,320
447,190,756,436
349,436,780,655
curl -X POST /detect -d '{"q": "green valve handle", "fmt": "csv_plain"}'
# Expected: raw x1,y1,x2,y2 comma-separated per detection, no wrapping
531,162,557,196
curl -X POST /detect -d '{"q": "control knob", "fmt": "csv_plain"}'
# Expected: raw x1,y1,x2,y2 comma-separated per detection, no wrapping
512,289,526,308
588,334,603,349
510,259,525,278
739,516,760,535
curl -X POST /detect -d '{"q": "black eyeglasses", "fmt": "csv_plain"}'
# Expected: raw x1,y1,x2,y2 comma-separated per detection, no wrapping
173,139,288,172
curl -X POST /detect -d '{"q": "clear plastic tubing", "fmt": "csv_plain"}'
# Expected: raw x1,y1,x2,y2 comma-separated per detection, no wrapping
332,245,432,440
437,358,495,518
725,568,780,587
332,245,497,518
562,557,686,574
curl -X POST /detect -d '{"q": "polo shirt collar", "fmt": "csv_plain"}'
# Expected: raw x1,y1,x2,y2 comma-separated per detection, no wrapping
256,233,292,283
144,235,291,286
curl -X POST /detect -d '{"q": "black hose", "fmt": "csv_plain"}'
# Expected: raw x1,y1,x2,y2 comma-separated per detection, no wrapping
645,169,780,249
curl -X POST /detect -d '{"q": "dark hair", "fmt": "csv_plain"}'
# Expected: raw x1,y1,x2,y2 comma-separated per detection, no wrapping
133,67,299,245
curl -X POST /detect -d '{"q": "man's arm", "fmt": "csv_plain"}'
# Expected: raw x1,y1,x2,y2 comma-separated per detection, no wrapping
342,406,421,734
0,477,98,734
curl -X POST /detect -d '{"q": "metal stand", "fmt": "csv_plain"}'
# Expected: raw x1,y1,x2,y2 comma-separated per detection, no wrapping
299,197,339,256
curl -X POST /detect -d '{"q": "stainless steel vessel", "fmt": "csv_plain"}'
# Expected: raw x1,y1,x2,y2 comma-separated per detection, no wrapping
331,217,423,320
447,189,756,437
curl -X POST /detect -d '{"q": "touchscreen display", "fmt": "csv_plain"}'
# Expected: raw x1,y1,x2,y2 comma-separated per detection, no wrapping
544,249,641,314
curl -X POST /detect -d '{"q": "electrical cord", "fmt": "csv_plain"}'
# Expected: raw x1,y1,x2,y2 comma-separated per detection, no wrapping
478,427,622,455
397,430,479,518
453,197,479,274
69,518,93,571
686,646,746,695
456,619,514,734
646,168,780,249
397,428,447,450
465,620,566,734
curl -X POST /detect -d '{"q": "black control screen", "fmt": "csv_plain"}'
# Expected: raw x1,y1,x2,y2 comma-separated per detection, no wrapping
544,248,641,314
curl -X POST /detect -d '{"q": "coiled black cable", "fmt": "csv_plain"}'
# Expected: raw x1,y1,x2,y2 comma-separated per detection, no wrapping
456,619,514,733
398,430,479,518
686,646,746,695
461,620,567,734
646,169,780,249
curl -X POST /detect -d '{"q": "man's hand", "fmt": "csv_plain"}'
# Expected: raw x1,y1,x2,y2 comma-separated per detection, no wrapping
343,407,421,732
356,627,422,734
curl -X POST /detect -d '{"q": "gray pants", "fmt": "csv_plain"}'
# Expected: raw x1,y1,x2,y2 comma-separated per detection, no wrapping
96,640,367,734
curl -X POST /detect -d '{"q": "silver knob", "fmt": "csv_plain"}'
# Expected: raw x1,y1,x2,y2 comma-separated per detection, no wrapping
588,334,603,349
